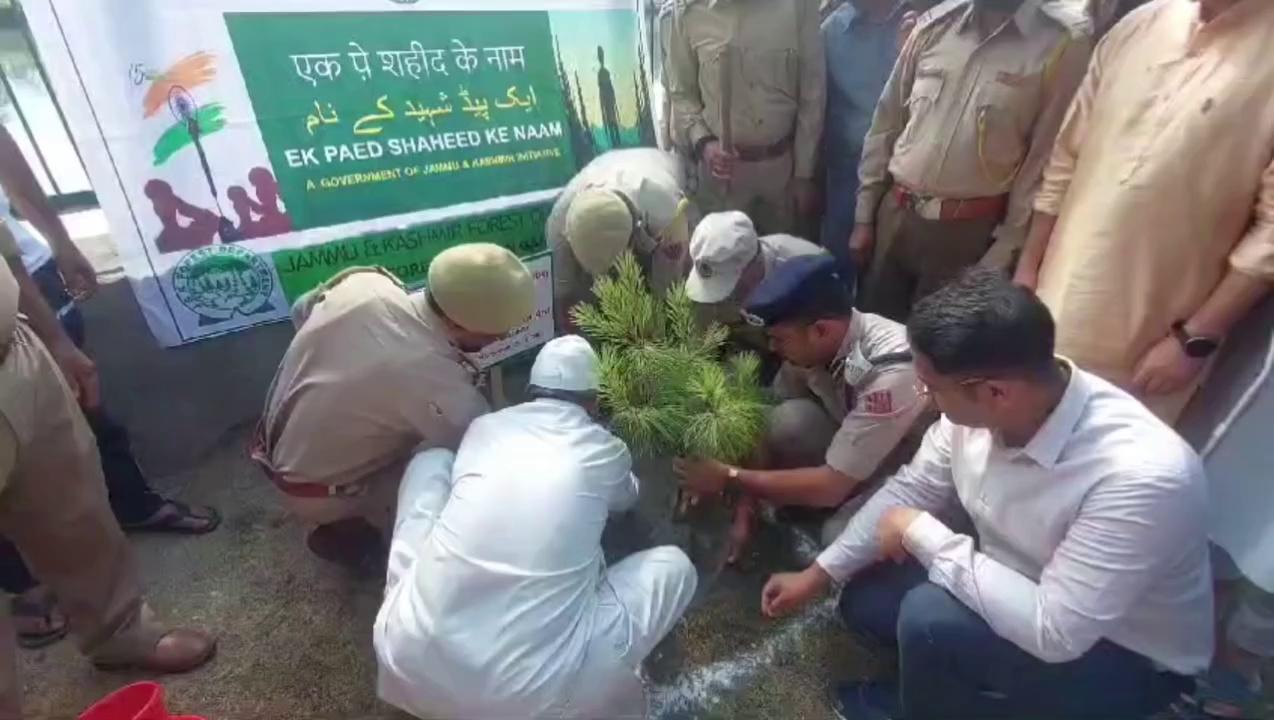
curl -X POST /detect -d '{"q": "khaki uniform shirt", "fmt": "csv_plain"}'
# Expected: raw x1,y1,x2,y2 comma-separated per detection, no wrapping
695,233,826,352
0,223,21,489
0,222,19,347
855,0,1092,243
773,311,927,479
548,149,691,318
261,268,489,487
668,0,826,179
1034,0,1274,422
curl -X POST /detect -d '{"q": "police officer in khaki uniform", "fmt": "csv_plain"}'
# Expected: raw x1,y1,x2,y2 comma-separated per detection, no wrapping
547,148,693,332
0,223,214,715
253,243,534,570
850,0,1092,321
668,0,826,237
676,254,930,554
685,210,825,355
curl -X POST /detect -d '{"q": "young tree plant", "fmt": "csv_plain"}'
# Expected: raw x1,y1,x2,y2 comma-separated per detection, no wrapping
572,252,768,465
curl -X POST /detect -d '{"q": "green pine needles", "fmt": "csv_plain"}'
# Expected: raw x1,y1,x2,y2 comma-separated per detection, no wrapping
572,252,768,464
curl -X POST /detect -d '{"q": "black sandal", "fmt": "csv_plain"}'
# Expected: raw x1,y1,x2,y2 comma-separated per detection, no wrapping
120,500,221,535
12,587,68,650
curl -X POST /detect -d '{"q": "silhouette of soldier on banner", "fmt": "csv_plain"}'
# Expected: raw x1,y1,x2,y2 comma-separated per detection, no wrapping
596,46,623,149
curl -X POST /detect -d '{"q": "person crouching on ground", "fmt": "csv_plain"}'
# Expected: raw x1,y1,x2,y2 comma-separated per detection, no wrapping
374,335,697,719
251,244,534,571
685,210,826,359
676,253,931,563
761,269,1212,720
547,148,693,332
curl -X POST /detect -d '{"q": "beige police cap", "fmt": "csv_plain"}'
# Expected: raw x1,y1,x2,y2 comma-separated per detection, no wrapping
564,189,633,277
428,243,535,335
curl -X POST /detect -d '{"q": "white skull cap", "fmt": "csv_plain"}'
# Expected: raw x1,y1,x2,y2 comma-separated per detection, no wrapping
529,334,600,392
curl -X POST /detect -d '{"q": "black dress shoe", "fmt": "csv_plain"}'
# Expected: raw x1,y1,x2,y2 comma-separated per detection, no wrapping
829,681,901,720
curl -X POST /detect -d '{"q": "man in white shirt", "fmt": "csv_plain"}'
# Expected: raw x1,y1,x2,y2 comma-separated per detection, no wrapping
373,335,697,719
760,269,1212,719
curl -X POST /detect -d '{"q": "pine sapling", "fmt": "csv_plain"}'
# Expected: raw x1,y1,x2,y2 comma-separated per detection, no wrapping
572,252,768,466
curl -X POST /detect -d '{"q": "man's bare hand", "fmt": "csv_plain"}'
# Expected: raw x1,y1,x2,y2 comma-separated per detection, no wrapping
791,178,819,217
876,506,922,563
702,140,737,181
55,242,97,300
761,565,830,618
1132,335,1205,396
1012,264,1039,292
50,340,99,409
848,223,875,269
674,456,732,496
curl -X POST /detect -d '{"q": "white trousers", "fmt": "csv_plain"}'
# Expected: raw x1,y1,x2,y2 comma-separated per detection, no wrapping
382,449,697,719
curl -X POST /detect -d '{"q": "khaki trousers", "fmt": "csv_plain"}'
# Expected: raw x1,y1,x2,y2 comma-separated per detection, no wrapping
276,461,404,531
859,191,999,322
764,398,839,470
0,323,164,718
695,149,797,236
765,397,934,547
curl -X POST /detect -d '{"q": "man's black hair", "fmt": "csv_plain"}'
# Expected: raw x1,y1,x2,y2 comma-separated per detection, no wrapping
527,384,598,407
907,268,1056,378
776,279,853,327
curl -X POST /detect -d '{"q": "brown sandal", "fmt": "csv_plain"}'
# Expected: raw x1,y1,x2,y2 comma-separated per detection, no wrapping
120,500,221,535
12,586,68,649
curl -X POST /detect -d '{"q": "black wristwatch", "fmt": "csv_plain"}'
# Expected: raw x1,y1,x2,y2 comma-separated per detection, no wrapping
1171,321,1220,359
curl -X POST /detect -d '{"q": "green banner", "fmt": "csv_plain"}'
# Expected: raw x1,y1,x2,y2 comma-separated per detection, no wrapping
226,11,576,230
272,202,550,301
32,0,652,347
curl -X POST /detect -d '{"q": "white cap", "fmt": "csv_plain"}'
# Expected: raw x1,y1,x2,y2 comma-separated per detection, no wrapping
686,211,760,303
529,335,600,392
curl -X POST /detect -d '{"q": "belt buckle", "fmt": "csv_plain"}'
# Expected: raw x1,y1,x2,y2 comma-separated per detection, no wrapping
916,196,944,221
329,483,368,498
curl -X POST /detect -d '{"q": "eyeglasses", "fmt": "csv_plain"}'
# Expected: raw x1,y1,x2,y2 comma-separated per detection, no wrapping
914,376,986,397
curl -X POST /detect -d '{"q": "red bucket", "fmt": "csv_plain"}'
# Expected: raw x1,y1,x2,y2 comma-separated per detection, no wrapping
78,682,205,720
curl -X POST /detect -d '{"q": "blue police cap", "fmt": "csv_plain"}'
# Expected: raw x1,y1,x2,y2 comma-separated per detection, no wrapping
741,253,853,327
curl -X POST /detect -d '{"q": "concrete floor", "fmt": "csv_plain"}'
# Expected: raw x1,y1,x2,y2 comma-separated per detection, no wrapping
18,226,880,719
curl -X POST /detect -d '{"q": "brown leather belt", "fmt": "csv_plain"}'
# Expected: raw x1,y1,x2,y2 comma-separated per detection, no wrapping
733,135,793,162
894,186,1008,222
249,421,367,499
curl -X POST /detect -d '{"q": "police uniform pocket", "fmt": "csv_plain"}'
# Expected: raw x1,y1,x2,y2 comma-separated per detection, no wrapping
699,48,725,108
898,66,943,147
739,47,797,97
975,75,1039,187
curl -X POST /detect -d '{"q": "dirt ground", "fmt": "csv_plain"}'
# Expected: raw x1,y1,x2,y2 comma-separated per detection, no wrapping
18,224,881,719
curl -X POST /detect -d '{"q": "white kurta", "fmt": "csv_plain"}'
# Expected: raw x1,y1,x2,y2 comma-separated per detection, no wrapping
374,399,697,719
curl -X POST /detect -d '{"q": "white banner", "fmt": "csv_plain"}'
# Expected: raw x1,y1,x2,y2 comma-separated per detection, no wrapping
24,0,654,351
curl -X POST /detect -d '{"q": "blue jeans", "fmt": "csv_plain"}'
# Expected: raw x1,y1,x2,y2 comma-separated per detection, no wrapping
821,162,857,268
30,258,84,346
839,561,1192,720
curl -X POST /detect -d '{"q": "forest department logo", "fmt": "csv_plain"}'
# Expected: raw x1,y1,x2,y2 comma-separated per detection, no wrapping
172,245,275,326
